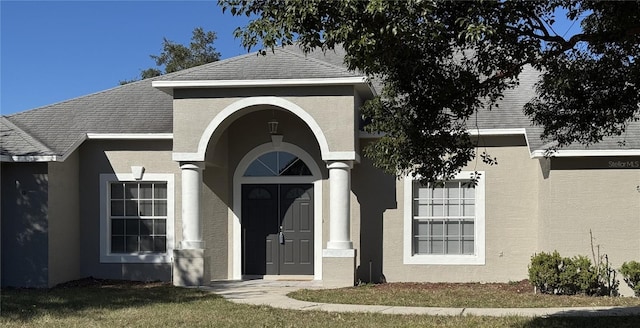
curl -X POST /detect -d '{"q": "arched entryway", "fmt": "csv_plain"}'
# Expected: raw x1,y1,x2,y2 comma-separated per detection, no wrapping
233,143,323,280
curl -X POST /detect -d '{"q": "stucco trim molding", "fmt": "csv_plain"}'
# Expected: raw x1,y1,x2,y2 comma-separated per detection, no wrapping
323,151,361,163
86,133,173,140
153,77,372,93
531,149,640,158
323,249,356,257
1,133,173,163
0,155,60,162
467,128,527,136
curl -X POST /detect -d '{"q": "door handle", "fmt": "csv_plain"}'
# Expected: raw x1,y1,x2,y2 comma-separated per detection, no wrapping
278,225,285,245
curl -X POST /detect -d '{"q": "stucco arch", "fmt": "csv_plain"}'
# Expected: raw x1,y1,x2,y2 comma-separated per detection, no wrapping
197,97,331,162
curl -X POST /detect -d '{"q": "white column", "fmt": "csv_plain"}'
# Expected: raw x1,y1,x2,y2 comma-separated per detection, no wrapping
326,160,353,250
180,162,204,249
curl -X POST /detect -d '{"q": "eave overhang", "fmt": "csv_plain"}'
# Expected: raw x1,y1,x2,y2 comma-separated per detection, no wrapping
152,77,377,98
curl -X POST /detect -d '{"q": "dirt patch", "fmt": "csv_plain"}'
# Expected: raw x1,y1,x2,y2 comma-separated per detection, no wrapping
54,277,169,289
371,280,533,294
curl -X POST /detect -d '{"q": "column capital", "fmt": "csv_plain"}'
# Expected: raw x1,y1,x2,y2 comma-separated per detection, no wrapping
179,161,205,170
326,160,353,170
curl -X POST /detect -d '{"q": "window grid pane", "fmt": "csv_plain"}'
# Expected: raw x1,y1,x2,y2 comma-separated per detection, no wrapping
109,181,168,254
244,151,312,177
413,180,476,255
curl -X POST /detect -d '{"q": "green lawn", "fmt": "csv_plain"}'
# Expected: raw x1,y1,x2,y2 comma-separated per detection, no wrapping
1,280,639,327
289,281,640,308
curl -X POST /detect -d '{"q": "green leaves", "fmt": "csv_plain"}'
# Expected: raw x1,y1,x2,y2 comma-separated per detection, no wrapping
620,261,640,296
152,27,221,74
219,0,640,182
122,27,221,84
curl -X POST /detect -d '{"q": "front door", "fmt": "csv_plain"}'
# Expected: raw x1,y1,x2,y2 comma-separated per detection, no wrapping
242,184,314,275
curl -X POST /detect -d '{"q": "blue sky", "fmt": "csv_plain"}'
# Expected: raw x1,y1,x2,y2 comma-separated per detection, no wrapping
1,1,583,116
1,0,250,115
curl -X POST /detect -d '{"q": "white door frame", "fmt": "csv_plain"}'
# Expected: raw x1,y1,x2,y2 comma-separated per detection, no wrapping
232,142,323,280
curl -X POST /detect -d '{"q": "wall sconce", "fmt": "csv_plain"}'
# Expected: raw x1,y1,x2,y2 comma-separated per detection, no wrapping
268,118,279,135
268,117,283,148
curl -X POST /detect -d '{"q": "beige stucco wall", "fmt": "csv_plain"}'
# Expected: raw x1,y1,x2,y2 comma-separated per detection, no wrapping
202,158,230,280
79,140,178,281
378,136,539,283
48,150,81,286
538,157,640,279
351,143,397,283
173,86,358,156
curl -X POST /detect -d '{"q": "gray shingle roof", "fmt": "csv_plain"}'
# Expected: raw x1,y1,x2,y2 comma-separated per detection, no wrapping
2,47,359,158
158,47,360,81
2,45,638,160
472,65,640,152
5,78,174,156
0,117,54,157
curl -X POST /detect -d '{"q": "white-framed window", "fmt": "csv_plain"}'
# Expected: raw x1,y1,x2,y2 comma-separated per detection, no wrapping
100,173,174,263
404,171,485,265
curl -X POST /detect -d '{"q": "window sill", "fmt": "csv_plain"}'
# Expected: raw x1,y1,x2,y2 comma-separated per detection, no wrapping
404,254,485,265
100,253,172,264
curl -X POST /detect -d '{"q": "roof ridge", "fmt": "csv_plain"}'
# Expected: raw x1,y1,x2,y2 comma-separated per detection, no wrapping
1,116,55,155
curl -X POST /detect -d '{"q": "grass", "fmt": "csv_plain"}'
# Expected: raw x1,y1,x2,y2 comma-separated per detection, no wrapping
0,279,639,327
288,281,640,308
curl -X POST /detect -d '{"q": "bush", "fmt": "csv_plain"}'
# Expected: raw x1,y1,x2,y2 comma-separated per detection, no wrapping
528,251,619,296
559,255,598,295
528,251,562,294
620,261,640,297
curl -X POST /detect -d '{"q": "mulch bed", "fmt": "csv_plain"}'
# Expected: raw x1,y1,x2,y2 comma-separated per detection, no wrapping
371,280,533,294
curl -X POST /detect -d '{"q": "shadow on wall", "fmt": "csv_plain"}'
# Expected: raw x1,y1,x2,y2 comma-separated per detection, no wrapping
120,263,173,283
538,157,550,179
352,156,397,284
1,162,49,287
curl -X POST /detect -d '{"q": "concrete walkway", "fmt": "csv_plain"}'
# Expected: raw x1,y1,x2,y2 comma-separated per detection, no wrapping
204,280,640,317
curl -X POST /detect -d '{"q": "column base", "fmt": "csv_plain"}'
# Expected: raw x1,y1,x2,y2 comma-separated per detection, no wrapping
173,249,210,286
326,240,353,250
181,240,205,249
322,249,356,288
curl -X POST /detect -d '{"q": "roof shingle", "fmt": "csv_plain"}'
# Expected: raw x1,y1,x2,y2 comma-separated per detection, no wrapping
0,117,54,157
2,45,638,159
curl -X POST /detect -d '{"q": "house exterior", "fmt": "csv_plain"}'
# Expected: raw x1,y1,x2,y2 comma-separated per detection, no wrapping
2,47,639,294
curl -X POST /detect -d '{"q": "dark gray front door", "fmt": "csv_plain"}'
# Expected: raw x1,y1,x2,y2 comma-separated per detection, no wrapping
242,184,314,275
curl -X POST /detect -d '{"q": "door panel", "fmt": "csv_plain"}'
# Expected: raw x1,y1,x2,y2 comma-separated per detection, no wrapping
242,184,314,276
279,184,314,275
242,185,278,275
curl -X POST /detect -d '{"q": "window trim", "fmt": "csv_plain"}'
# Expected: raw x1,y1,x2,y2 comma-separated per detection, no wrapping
100,173,175,263
403,171,485,265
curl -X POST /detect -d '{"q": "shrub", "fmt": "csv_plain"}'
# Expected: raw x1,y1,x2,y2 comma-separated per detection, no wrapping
594,254,619,296
559,255,598,295
528,251,562,294
528,251,619,296
620,261,640,297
